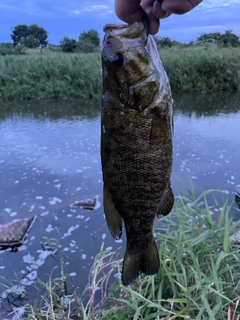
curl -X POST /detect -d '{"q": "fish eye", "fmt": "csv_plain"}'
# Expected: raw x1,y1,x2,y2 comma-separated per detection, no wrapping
114,53,124,67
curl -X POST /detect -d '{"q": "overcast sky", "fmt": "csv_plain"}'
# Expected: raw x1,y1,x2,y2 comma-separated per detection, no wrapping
0,0,240,45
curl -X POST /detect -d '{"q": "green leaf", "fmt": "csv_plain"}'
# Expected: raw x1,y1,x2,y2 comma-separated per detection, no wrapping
189,230,212,247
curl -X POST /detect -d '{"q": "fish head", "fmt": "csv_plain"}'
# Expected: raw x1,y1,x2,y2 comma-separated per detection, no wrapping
102,22,161,111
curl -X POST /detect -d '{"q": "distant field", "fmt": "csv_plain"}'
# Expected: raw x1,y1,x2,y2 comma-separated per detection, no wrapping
0,47,239,101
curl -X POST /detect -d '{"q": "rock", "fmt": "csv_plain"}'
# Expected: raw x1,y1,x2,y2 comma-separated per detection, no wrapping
71,196,100,210
233,231,240,244
0,217,35,249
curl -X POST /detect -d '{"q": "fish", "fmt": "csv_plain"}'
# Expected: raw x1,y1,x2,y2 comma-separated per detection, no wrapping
101,21,174,286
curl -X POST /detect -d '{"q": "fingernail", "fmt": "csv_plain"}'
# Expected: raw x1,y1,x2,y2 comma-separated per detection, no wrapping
161,11,172,19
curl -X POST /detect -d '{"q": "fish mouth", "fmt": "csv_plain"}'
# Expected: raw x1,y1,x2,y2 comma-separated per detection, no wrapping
103,22,147,39
103,24,128,32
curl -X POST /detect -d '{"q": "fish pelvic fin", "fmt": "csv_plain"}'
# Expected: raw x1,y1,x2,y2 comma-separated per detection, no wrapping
122,240,159,286
103,185,122,240
157,184,174,218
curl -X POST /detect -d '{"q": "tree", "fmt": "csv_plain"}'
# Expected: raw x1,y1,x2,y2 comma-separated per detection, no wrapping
21,35,39,48
11,24,48,48
197,30,240,47
78,40,96,53
27,24,48,47
79,29,100,48
219,30,240,47
154,36,173,48
11,24,29,46
60,36,78,52
197,32,222,44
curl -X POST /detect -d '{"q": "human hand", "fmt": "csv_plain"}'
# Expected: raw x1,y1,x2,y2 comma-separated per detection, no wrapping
115,0,202,35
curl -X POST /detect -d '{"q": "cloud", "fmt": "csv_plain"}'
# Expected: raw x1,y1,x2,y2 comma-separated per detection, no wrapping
91,5,108,9
201,0,240,8
0,0,239,44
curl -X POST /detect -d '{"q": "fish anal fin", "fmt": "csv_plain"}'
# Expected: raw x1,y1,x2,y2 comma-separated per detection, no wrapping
122,240,159,286
103,185,122,240
157,185,174,218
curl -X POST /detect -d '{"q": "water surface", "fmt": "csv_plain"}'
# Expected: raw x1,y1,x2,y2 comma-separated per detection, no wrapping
0,93,239,318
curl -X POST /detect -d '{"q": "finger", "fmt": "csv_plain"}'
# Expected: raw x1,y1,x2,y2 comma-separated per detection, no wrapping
149,18,160,35
147,9,160,34
153,0,170,19
141,0,160,34
161,0,202,14
115,0,144,24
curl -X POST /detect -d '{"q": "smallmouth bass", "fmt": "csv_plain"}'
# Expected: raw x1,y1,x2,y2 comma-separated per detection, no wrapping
101,21,174,285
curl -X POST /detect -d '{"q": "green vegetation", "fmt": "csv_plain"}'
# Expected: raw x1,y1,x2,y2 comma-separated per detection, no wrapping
78,29,100,52
60,36,79,53
4,24,100,54
0,29,240,100
11,24,48,48
0,52,101,100
160,47,240,92
155,30,240,48
0,42,26,56
60,29,100,53
197,30,240,47
0,46,240,100
3,190,240,319
154,36,174,48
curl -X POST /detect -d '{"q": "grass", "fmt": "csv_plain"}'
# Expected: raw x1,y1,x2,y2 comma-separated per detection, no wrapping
0,46,240,101
160,47,240,92
101,189,240,320
2,189,240,319
0,52,102,101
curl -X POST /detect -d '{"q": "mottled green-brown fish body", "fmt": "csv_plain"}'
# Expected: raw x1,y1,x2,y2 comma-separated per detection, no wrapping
101,22,174,286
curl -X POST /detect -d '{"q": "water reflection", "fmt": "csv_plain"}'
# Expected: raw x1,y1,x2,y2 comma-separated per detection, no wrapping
0,97,101,121
0,93,240,318
173,92,240,117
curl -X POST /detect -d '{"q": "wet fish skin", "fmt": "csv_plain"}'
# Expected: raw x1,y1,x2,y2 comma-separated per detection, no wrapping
101,22,174,285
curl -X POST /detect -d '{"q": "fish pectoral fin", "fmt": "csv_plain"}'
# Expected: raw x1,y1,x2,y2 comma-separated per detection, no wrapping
103,185,122,240
122,241,159,286
150,109,168,145
157,184,174,218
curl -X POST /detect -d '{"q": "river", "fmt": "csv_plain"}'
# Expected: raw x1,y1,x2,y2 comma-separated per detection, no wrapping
0,92,239,318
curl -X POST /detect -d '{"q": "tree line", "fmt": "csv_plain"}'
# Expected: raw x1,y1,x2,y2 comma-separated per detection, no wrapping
60,29,100,53
0,24,239,56
154,30,240,48
0,24,100,55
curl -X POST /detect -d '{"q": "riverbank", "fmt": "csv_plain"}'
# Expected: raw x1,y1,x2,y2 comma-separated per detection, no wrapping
0,52,102,101
0,47,240,101
162,47,240,92
3,189,240,319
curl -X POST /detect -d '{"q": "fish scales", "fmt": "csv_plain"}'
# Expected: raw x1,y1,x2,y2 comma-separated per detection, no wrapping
101,22,174,285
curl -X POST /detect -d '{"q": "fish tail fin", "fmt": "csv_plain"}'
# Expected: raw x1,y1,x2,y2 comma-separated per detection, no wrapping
122,240,159,286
